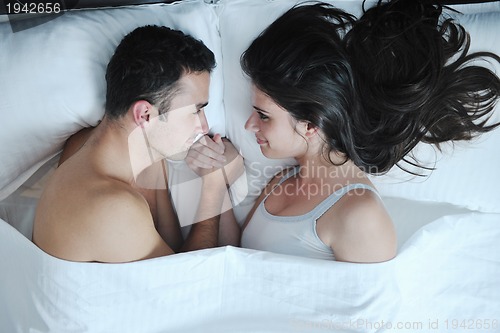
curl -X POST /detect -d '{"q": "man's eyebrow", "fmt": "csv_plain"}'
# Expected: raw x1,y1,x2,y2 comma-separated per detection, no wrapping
196,102,209,109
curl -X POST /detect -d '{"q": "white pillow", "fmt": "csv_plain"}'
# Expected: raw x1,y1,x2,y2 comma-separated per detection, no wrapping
220,0,500,220
449,2,500,14
0,1,224,200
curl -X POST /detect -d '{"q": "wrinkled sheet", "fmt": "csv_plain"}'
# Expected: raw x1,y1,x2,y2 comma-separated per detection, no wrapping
394,213,500,332
1,212,499,332
0,218,398,332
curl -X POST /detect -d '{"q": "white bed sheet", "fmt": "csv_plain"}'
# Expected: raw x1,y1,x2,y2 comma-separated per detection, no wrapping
0,218,399,332
395,213,500,331
1,212,499,332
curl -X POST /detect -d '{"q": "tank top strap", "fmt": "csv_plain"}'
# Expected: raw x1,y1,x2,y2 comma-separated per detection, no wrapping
312,183,378,220
276,166,300,186
261,166,300,201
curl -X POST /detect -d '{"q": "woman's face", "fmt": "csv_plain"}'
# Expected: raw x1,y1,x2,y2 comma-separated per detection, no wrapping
245,86,307,159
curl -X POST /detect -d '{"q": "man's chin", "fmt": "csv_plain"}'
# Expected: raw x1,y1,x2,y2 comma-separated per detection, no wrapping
164,149,189,162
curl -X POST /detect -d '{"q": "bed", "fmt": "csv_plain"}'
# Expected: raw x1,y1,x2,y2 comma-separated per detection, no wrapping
1,0,499,331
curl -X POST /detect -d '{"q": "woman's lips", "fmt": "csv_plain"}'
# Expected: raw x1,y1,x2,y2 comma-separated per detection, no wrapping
256,137,267,145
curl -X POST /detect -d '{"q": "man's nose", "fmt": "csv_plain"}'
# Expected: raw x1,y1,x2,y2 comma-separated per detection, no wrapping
197,109,209,134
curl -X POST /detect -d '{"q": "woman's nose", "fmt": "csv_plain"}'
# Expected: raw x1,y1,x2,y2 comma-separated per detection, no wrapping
244,112,259,132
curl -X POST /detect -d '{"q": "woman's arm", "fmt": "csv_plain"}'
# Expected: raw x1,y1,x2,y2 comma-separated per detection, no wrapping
185,135,246,246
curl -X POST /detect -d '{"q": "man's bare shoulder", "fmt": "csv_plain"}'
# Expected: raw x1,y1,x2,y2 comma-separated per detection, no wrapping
35,179,174,263
90,180,150,211
81,183,175,262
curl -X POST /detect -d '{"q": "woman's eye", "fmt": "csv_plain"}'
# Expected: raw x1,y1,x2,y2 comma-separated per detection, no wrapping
257,112,269,120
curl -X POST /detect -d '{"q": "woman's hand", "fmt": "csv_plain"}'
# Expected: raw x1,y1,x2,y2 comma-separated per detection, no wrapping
185,134,226,175
186,134,244,185
185,135,245,226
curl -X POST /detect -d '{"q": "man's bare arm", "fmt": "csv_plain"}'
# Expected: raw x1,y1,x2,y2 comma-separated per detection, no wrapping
138,160,183,251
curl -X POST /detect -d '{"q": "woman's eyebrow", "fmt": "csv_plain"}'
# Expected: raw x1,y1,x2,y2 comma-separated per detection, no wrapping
253,105,270,114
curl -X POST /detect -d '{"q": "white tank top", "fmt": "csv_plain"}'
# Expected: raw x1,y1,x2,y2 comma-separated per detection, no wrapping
241,166,377,260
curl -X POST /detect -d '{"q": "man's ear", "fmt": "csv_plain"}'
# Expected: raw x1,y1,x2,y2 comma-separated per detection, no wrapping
131,100,152,127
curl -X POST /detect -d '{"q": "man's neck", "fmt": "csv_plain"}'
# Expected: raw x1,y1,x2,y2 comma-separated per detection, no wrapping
88,117,154,186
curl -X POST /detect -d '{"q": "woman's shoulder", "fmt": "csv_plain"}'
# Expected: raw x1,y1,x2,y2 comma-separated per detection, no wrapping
336,186,389,225
320,184,397,263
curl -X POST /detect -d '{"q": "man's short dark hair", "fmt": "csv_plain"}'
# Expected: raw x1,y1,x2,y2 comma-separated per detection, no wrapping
105,25,216,118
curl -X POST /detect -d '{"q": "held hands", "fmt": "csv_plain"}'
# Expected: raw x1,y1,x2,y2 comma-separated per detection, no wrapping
186,134,226,173
185,135,244,236
185,134,244,187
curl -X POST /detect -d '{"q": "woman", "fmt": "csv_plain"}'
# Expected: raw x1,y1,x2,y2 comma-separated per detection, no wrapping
188,0,500,262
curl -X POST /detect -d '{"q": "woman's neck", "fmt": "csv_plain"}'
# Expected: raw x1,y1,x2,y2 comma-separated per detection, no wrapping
294,150,364,185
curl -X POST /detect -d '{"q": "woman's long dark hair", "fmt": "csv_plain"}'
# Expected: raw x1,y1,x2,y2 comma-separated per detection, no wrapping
241,3,358,166
241,1,500,174
344,0,500,173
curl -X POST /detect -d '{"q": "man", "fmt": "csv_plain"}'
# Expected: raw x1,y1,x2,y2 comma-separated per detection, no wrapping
33,25,242,263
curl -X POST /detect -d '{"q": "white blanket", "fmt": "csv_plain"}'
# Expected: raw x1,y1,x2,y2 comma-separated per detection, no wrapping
0,217,399,332
1,213,499,332
395,213,500,331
